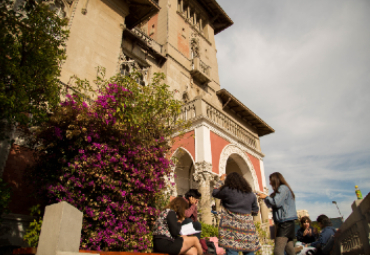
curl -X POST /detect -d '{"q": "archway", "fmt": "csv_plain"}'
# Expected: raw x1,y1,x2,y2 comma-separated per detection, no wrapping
171,148,197,197
219,145,260,191
225,154,256,191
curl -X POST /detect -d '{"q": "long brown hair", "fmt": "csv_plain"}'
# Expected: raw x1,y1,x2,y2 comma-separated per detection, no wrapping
167,197,189,219
220,172,252,193
269,172,295,199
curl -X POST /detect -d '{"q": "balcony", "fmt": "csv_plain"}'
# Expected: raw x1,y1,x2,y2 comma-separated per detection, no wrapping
190,57,211,84
175,98,261,153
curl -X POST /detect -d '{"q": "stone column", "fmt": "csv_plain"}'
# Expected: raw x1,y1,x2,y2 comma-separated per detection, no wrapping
194,161,215,225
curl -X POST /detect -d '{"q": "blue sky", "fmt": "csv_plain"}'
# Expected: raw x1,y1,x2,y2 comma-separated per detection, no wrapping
215,0,370,220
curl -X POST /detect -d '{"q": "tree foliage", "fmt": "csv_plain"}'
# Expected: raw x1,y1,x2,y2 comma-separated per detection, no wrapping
0,0,69,140
28,73,187,251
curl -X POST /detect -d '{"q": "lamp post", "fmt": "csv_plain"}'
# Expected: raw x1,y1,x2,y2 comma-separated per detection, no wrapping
332,201,344,222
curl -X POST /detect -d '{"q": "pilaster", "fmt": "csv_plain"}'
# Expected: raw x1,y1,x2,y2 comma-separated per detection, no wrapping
193,161,217,225
194,124,212,164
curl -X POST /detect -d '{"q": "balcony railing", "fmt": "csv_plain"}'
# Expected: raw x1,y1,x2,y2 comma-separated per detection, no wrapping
332,192,370,255
190,57,211,84
175,99,261,152
132,27,163,54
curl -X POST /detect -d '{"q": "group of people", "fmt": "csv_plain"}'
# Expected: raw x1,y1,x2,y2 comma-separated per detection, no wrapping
151,171,336,255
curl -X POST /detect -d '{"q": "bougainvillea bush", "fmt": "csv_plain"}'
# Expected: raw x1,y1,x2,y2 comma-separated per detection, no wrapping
29,73,186,251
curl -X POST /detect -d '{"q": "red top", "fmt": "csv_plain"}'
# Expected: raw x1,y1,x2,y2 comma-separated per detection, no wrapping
184,197,198,222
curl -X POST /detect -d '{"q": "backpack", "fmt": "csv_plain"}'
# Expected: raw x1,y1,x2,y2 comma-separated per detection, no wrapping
199,239,217,255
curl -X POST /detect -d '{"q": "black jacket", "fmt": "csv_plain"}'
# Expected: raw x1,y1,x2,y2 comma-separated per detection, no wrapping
296,226,316,244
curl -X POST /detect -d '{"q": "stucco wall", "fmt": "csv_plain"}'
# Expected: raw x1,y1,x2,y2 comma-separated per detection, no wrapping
60,0,128,89
170,130,195,160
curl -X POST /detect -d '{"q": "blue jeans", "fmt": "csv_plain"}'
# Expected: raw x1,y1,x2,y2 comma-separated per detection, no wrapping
226,249,254,255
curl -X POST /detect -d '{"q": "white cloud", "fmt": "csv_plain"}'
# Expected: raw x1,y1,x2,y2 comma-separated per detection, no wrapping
215,0,370,219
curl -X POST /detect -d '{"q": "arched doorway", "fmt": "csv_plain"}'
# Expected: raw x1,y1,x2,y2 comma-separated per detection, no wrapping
171,148,197,196
219,145,260,191
225,154,255,190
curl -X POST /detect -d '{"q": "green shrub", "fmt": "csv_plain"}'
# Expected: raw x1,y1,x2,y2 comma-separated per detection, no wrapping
0,178,11,221
23,205,43,247
200,222,218,238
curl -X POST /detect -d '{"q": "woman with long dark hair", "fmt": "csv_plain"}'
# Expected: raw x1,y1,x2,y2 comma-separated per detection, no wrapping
212,172,261,255
296,216,316,244
152,197,203,255
257,172,297,255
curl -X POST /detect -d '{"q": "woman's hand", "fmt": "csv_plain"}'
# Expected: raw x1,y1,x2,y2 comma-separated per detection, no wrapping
220,174,226,181
189,197,198,205
257,193,267,199
303,228,312,236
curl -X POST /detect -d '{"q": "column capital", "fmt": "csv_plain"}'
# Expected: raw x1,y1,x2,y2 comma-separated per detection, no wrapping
193,161,218,184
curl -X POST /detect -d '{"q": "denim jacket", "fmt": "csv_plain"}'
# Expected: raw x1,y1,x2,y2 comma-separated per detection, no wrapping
264,185,297,223
311,226,336,248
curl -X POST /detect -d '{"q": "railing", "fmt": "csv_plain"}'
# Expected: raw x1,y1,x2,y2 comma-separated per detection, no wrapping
199,59,210,76
175,99,261,152
175,100,196,122
206,103,259,151
132,28,163,54
190,57,211,84
333,192,370,255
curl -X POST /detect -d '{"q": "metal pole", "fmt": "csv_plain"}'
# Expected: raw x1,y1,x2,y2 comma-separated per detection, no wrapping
332,201,344,222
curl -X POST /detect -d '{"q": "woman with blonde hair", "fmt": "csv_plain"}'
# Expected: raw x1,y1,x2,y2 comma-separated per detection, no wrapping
152,197,203,255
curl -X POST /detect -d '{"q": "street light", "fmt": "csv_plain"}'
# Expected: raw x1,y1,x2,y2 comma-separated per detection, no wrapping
332,201,344,222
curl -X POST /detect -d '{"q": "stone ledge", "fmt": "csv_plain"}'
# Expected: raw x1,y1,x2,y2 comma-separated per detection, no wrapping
12,248,168,255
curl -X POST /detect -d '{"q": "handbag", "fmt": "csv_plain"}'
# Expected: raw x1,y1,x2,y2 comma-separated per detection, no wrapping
200,238,217,255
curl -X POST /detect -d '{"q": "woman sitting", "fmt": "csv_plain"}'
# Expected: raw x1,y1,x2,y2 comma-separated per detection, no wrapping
306,214,336,255
212,172,261,255
152,197,203,255
296,216,316,244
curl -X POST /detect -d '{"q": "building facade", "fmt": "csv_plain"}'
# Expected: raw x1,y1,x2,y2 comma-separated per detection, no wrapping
1,0,275,248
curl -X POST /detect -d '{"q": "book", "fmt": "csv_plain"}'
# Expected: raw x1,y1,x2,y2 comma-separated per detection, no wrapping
179,222,202,236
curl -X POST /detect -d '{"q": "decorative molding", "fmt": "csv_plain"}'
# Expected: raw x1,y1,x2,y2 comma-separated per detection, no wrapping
219,144,260,191
67,0,79,30
167,147,196,197
170,147,195,166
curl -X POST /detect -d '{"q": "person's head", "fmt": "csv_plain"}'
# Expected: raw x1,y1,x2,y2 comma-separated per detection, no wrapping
221,172,252,193
300,216,311,229
269,172,295,199
185,189,201,200
168,197,189,219
316,214,332,228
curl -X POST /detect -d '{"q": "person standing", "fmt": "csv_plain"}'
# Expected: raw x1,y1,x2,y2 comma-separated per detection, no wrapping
152,197,203,255
212,172,261,255
297,216,316,244
257,172,297,255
